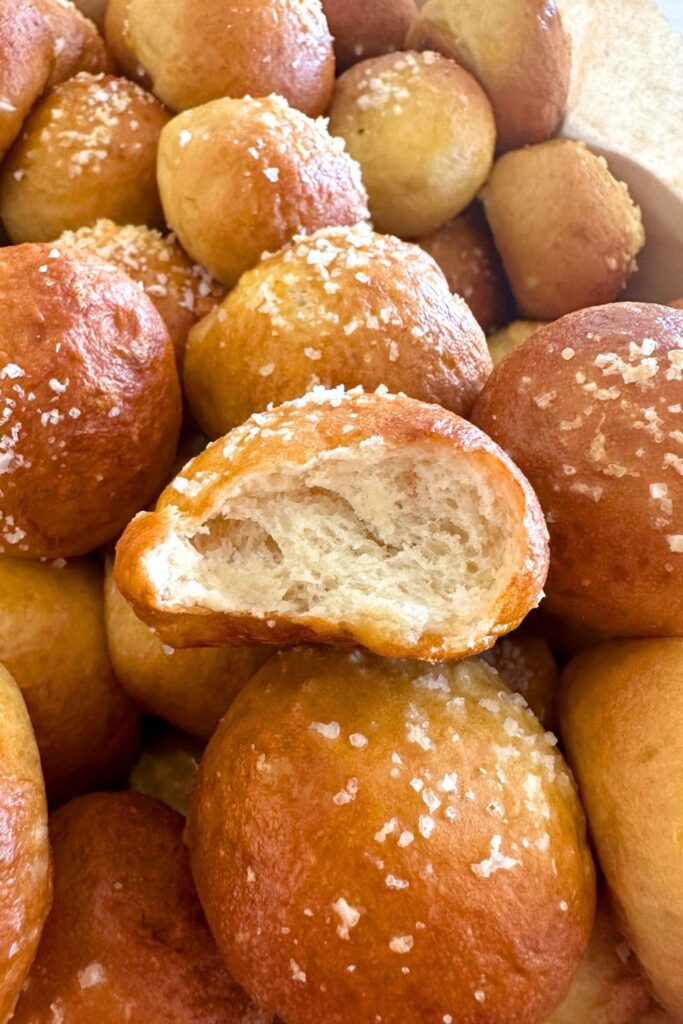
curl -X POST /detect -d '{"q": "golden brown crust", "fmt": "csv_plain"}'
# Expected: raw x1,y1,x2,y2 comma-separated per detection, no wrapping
104,562,272,740
472,302,683,636
106,0,334,115
158,94,370,288
30,0,114,87
0,243,181,559
328,51,495,238
480,140,645,320
669,298,683,310
481,631,558,729
487,319,547,367
407,0,571,152
188,648,595,1024
417,205,514,333
103,0,150,86
0,0,53,160
0,664,51,1024
0,556,140,805
71,0,108,31
184,224,492,437
114,388,549,659
0,72,170,243
58,220,225,370
12,791,273,1024
558,639,683,1018
323,0,418,71
128,722,203,817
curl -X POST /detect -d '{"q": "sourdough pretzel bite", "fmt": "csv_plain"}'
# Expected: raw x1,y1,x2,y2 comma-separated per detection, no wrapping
115,387,549,660
417,205,513,333
0,556,140,805
0,244,181,559
105,562,272,739
328,51,495,238
480,140,645,320
128,722,203,816
0,73,169,243
472,303,683,636
31,0,113,87
158,94,370,288
59,220,225,369
188,648,595,1024
407,0,571,152
105,0,334,115
481,631,558,728
0,665,51,1024
487,319,547,367
12,792,273,1024
559,640,683,1018
0,0,53,161
184,224,492,437
323,0,418,71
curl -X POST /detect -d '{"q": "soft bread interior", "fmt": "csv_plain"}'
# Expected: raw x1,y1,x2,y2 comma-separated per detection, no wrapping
145,444,524,647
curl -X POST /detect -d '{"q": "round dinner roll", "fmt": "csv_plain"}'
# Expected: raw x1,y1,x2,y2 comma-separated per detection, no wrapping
0,555,140,805
30,0,113,87
0,244,181,559
105,0,334,115
59,220,224,368
0,0,53,161
184,224,492,437
328,51,495,238
12,792,273,1024
128,722,203,817
417,204,513,333
559,639,683,1018
71,0,108,31
188,648,595,1024
480,140,645,320
323,0,419,71
487,319,547,367
0,72,169,243
104,562,272,739
481,630,558,728
158,94,370,288
0,665,51,1024
407,0,571,151
472,302,683,636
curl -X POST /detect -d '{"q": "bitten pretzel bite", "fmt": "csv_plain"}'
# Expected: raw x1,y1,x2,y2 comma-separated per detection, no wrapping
0,665,51,1024
114,387,549,660
0,556,140,805
188,648,595,1024
0,73,169,243
158,95,370,288
0,244,181,560
480,140,645,320
104,562,272,739
184,224,492,437
31,0,113,87
487,319,547,367
559,640,683,1019
105,0,334,115
472,303,683,636
59,220,224,369
328,51,495,238
323,0,418,71
12,792,273,1024
417,205,513,333
0,0,53,161
407,0,571,152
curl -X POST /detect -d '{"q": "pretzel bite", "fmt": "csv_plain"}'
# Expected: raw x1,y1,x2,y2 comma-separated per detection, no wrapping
115,387,548,659
0,556,140,805
184,224,492,437
328,51,495,238
129,722,203,816
104,562,272,739
417,205,513,333
158,95,369,289
31,0,113,87
188,648,595,1024
547,896,650,1024
0,73,169,243
71,0,108,31
487,319,547,367
0,665,51,1024
481,631,558,728
323,0,418,71
12,792,273,1024
105,0,334,115
0,244,181,559
472,303,683,636
407,0,571,151
480,140,645,320
559,639,683,1018
59,220,224,369
0,0,53,161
